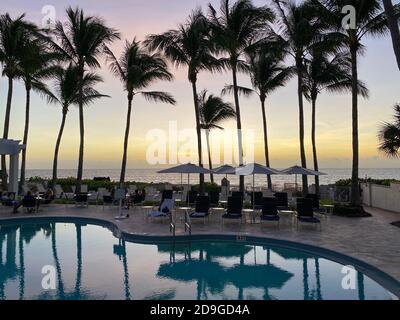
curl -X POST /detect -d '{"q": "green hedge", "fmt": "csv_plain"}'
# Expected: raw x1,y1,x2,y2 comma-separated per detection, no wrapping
335,178,399,187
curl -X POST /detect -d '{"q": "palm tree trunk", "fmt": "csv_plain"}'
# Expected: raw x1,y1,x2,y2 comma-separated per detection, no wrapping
205,129,214,183
52,109,68,185
1,76,13,190
231,65,245,193
120,96,133,186
311,97,319,195
191,80,205,195
75,224,82,298
260,97,272,189
296,60,308,195
19,85,31,192
383,0,400,71
350,47,360,206
76,65,85,193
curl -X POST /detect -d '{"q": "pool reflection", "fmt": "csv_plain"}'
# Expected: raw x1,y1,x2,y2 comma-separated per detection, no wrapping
0,222,390,300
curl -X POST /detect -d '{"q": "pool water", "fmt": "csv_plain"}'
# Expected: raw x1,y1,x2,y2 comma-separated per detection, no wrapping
0,221,397,300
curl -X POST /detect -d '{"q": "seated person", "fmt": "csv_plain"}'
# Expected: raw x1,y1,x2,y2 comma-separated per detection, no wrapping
2,192,17,206
133,189,145,204
13,191,36,213
150,198,174,217
42,188,55,205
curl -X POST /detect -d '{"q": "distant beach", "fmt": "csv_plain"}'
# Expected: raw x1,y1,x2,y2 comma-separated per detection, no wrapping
25,168,400,187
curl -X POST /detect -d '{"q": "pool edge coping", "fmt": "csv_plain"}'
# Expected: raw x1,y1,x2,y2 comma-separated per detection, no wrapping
1,214,399,299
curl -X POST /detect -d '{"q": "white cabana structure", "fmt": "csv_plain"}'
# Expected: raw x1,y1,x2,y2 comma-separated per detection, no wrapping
0,139,25,193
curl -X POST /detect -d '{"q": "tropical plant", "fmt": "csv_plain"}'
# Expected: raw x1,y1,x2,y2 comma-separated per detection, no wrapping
382,0,400,70
104,39,175,186
50,65,108,184
17,39,60,191
198,90,236,182
318,0,390,205
223,41,293,189
145,9,221,194
272,0,325,195
302,48,368,194
0,13,38,189
378,104,400,158
208,0,274,192
50,7,120,192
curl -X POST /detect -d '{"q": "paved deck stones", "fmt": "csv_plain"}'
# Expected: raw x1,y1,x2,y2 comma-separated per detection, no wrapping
1,204,399,282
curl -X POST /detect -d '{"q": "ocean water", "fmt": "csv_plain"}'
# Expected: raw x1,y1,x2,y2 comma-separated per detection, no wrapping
25,168,400,187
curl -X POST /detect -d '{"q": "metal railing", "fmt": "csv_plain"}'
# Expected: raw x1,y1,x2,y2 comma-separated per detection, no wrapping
184,210,192,237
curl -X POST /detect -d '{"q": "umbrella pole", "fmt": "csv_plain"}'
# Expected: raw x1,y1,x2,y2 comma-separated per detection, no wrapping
187,173,190,206
226,174,228,198
252,174,255,211
180,173,183,201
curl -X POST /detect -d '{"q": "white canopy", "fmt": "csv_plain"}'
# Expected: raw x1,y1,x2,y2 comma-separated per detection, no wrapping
280,165,326,176
213,164,236,175
235,163,280,176
157,163,211,174
0,139,25,193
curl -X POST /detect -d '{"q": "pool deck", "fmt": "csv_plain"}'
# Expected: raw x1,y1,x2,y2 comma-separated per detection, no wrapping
1,204,399,283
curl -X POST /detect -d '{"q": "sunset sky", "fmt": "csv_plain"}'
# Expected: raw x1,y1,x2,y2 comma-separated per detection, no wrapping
1,0,400,170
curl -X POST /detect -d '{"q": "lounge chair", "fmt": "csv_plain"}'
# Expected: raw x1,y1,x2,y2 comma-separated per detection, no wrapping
75,193,88,207
250,191,263,209
260,197,280,227
36,183,46,194
189,195,210,223
296,198,321,230
54,185,64,199
306,194,326,215
88,192,99,205
274,192,289,210
222,196,243,224
23,197,37,213
161,189,173,201
149,198,174,222
208,191,220,207
231,191,244,200
81,184,88,193
187,190,198,206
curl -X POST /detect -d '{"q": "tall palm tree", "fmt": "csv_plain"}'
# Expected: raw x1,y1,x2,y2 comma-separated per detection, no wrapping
208,0,275,193
223,42,293,189
319,0,390,205
378,104,400,158
17,39,59,191
0,13,38,189
104,39,175,186
303,49,368,194
50,65,108,185
198,90,236,182
382,0,400,70
145,9,221,194
272,0,324,195
50,7,119,192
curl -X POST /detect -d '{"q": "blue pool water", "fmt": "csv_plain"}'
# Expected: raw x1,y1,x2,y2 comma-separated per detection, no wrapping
0,221,397,300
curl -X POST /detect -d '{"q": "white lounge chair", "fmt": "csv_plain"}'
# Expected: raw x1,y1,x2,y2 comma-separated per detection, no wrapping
54,185,64,198
149,198,174,222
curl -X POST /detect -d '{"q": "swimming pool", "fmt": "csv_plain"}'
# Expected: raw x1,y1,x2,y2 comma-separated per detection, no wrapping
0,219,398,300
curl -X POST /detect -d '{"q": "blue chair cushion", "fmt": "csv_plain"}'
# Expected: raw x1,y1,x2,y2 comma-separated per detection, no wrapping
261,215,280,221
191,212,208,218
298,216,320,224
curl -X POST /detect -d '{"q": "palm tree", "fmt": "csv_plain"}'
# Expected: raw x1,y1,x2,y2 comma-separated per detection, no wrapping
50,7,119,192
382,0,400,70
208,0,275,193
272,0,325,195
378,104,400,157
198,90,236,182
303,48,368,194
17,39,59,191
145,9,221,194
0,13,38,189
104,39,175,186
223,42,293,189
50,65,108,185
319,0,390,205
